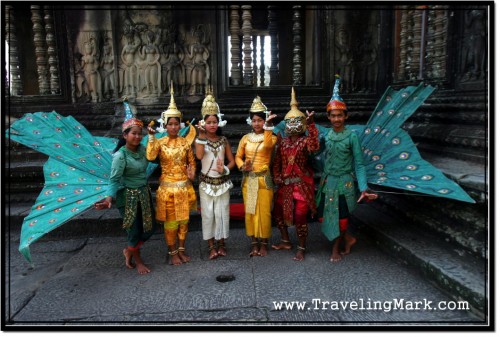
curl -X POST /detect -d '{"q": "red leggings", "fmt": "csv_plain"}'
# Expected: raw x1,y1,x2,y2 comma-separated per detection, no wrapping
273,198,309,228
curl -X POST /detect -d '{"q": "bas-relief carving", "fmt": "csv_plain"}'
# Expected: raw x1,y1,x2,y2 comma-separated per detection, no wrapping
72,10,212,103
460,9,486,82
74,32,103,103
334,27,354,93
332,11,380,93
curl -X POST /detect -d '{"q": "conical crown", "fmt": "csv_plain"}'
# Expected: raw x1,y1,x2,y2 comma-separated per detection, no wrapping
162,81,182,120
284,87,306,120
249,96,267,113
201,85,220,117
327,74,347,111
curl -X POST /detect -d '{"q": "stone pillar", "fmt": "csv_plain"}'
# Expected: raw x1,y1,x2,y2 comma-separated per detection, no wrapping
260,35,265,87
409,9,423,80
229,5,242,86
292,5,303,85
4,5,22,95
397,8,423,81
426,6,448,82
31,5,50,95
396,9,410,81
253,34,258,85
44,6,60,94
268,6,279,85
241,5,253,86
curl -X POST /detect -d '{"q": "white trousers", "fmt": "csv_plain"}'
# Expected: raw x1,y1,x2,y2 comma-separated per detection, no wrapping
199,188,230,240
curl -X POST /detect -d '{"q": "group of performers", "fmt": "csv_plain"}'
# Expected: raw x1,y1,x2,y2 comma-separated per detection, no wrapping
95,79,377,274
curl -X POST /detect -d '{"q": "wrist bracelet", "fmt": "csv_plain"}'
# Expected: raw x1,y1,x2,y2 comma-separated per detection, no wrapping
195,138,208,145
148,134,155,143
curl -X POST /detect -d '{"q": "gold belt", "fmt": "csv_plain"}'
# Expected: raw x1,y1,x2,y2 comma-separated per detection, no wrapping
243,171,268,178
199,173,229,185
160,180,192,188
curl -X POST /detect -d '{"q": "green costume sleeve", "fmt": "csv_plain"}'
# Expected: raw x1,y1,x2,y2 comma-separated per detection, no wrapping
107,150,126,199
351,132,368,192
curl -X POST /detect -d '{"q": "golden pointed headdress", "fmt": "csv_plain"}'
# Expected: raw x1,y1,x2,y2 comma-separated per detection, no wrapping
284,87,306,135
161,81,182,122
285,87,306,120
201,85,220,117
201,85,227,127
249,96,268,113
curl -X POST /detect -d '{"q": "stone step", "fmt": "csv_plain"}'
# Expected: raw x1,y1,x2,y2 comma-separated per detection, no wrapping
351,205,486,318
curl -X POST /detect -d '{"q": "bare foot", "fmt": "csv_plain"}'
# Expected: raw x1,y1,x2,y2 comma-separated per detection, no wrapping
209,248,218,260
217,245,227,257
259,244,268,257
123,248,135,269
169,253,183,266
330,251,342,262
136,262,151,274
178,251,191,263
271,241,292,250
293,249,305,261
249,244,259,257
341,235,357,255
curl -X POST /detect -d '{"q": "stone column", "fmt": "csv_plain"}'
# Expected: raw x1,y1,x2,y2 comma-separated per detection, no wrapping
268,5,279,85
241,5,253,86
31,5,50,95
229,5,242,85
4,5,22,95
408,9,423,80
292,5,303,85
426,7,448,81
396,9,409,81
260,35,265,87
44,6,60,94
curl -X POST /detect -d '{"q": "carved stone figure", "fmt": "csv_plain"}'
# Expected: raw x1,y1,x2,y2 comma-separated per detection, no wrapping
163,42,185,95
138,30,161,98
461,9,486,82
81,38,102,102
334,28,354,93
120,32,140,97
356,31,378,93
186,25,210,95
100,41,115,100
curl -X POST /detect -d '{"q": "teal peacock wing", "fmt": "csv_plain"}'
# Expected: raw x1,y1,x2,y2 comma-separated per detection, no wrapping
18,157,112,263
8,111,115,180
8,111,118,263
356,84,475,203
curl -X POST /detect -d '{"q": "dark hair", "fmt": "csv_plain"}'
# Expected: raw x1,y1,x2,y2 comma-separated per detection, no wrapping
203,114,223,136
113,128,132,153
166,116,181,124
249,111,267,121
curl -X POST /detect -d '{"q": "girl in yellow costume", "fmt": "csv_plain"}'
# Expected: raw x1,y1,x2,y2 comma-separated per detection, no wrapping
235,96,277,257
146,84,197,266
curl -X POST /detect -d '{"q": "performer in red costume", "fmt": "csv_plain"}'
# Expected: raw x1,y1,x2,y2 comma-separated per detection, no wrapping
271,88,319,261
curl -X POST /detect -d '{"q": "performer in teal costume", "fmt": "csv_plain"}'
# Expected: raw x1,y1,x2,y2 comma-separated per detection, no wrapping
7,98,194,264
315,77,375,262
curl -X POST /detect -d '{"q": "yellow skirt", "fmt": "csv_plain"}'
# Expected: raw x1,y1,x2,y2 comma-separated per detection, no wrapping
156,183,197,222
242,176,273,239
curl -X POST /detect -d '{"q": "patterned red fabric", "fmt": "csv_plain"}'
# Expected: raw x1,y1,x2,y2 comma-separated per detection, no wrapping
273,123,319,225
